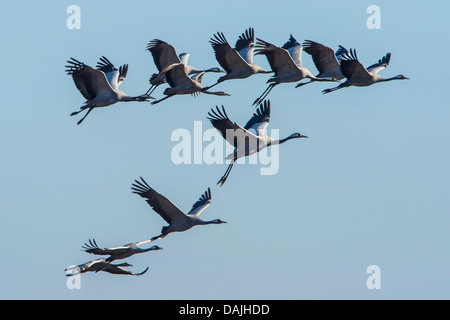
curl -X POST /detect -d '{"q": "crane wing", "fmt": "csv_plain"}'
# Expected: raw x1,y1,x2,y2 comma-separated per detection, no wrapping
255,38,299,75
190,71,205,83
339,49,372,80
282,34,303,67
210,32,250,73
96,56,116,74
335,45,349,63
82,239,130,256
146,39,181,72
82,259,107,271
234,27,255,64
95,56,122,90
187,188,212,216
161,63,194,88
103,264,149,276
131,177,187,224
178,53,190,65
207,105,258,148
303,40,341,76
244,100,271,135
367,52,391,74
66,58,114,100
117,64,128,86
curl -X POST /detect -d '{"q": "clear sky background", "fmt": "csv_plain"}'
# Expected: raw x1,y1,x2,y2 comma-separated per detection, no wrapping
0,1,449,299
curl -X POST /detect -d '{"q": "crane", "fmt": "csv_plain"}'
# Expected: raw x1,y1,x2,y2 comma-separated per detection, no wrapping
207,100,308,185
66,57,152,125
131,177,226,241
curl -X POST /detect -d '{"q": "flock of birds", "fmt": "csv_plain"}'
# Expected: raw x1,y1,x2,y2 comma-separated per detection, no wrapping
65,27,408,277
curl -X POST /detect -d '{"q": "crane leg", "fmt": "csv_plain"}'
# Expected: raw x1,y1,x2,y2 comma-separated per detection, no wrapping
322,84,345,95
146,85,158,96
76,107,94,125
151,95,172,105
218,162,235,186
201,80,222,92
252,83,276,106
70,105,89,116
295,80,313,88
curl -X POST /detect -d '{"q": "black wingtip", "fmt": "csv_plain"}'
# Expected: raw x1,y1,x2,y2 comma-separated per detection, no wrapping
207,105,229,122
205,187,212,200
131,176,152,195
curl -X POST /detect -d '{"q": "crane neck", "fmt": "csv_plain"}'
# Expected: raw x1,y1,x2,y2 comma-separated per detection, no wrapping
269,134,305,146
118,91,148,102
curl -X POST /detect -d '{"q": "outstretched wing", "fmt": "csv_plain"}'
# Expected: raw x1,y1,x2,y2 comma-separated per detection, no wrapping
367,52,391,74
179,53,190,65
95,56,122,89
207,105,260,155
244,100,271,135
255,38,299,75
187,188,212,216
96,56,116,73
303,40,341,76
190,71,205,83
146,39,181,72
131,177,187,224
235,27,255,64
117,64,128,86
103,264,149,276
339,49,372,80
282,34,303,67
210,32,249,73
161,63,194,88
66,57,114,100
335,45,349,63
82,239,128,256
207,105,251,146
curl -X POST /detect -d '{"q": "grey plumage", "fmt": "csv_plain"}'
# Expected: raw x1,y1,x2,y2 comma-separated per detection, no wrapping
66,57,152,125
322,49,409,94
131,177,226,241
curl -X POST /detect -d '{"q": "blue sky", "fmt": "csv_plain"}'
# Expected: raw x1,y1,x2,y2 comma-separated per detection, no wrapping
0,1,449,299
